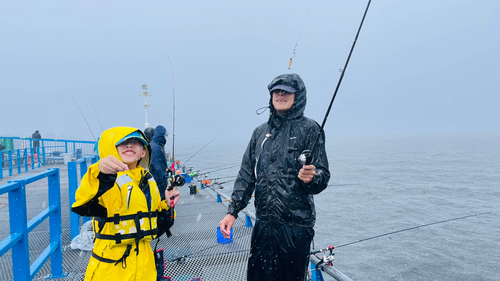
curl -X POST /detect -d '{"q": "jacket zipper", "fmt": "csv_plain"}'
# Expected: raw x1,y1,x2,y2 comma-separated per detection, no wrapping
126,185,133,209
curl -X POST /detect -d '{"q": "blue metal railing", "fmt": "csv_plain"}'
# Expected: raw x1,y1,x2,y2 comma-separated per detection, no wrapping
0,137,97,180
68,156,99,239
0,168,67,280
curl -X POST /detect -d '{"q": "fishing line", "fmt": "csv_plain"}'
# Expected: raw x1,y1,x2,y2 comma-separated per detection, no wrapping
72,95,96,141
182,122,236,165
299,0,372,165
287,0,313,70
323,211,493,250
89,98,104,132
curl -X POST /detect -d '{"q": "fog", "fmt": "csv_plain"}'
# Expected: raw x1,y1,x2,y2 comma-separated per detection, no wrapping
1,0,499,143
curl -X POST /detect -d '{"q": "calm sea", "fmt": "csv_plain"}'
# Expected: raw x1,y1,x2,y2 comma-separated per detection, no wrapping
177,132,500,281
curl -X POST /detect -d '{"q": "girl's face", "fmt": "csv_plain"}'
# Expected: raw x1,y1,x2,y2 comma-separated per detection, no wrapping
116,138,146,169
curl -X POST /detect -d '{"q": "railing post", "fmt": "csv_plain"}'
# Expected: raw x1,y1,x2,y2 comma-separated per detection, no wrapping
80,158,88,178
23,149,28,172
310,262,325,281
8,151,12,176
10,180,30,281
79,158,91,223
47,168,65,277
41,147,46,167
68,161,80,239
17,150,21,174
0,151,3,180
31,148,35,170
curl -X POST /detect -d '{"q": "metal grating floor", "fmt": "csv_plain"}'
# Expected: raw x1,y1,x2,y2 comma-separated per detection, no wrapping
0,180,252,281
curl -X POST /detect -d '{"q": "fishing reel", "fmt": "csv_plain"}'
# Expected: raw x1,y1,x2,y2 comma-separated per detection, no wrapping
299,150,313,165
311,245,335,271
167,174,185,191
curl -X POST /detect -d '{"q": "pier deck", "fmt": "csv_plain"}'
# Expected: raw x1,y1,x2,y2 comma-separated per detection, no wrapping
0,164,252,281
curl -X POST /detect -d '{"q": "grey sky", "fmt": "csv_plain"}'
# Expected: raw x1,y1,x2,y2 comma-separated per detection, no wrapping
1,0,499,142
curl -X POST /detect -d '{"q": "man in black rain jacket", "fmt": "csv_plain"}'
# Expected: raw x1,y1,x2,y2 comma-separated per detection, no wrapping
219,73,330,280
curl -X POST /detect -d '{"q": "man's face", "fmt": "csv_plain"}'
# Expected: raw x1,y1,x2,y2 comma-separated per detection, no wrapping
116,138,146,166
272,90,295,114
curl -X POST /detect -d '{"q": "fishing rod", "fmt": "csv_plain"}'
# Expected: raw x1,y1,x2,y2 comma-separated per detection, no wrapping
300,0,372,165
314,211,493,252
89,98,104,132
167,55,176,172
200,161,240,170
182,122,236,165
199,163,240,175
72,95,96,141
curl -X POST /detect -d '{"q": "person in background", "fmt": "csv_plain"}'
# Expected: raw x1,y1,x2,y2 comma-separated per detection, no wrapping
149,125,175,201
32,130,41,153
144,127,155,143
71,127,180,281
219,73,330,281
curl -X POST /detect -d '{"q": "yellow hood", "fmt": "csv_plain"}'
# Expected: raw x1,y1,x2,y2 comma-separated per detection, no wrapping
98,127,151,171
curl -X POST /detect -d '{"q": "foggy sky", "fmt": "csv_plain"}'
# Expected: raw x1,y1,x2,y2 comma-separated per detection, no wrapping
1,0,499,143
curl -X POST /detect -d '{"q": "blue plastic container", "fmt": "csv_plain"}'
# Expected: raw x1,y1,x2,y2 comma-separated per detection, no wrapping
179,173,192,183
217,226,233,244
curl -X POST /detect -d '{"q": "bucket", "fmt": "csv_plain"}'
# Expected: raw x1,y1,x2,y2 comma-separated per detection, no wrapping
217,226,233,244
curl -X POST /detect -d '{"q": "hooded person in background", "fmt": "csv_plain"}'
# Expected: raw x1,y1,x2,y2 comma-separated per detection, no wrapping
149,125,175,201
144,127,155,143
219,73,330,281
32,130,41,152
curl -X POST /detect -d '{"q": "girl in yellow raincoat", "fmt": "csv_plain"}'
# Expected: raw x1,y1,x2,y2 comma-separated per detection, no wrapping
72,127,180,281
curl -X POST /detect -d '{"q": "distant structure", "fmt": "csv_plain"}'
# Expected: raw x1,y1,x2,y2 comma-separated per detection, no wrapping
139,84,152,129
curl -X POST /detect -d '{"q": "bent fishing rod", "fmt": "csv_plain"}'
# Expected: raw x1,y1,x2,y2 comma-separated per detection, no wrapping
312,211,493,254
72,95,97,141
300,0,372,165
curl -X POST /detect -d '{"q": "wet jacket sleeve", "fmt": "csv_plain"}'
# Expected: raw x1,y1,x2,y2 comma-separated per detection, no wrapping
71,161,116,217
302,126,330,195
228,133,257,219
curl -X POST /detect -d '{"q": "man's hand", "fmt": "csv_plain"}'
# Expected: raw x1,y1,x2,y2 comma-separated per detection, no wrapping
219,214,235,239
298,164,316,184
165,186,181,207
98,155,129,174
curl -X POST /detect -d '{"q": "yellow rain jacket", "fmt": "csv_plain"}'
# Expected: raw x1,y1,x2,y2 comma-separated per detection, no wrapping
72,127,172,281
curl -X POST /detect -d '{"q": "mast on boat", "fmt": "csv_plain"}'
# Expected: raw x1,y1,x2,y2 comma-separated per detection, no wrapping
140,84,152,129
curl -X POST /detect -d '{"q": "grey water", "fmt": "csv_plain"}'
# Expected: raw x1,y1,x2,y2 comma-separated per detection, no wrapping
177,132,500,281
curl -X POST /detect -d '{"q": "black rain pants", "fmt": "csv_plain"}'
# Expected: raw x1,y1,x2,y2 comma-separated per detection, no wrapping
247,220,314,281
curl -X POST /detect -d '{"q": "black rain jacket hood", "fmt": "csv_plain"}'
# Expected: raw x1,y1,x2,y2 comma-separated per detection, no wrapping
150,125,169,199
228,73,330,227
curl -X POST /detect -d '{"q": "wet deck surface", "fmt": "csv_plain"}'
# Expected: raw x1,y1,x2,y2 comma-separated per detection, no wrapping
0,163,252,281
